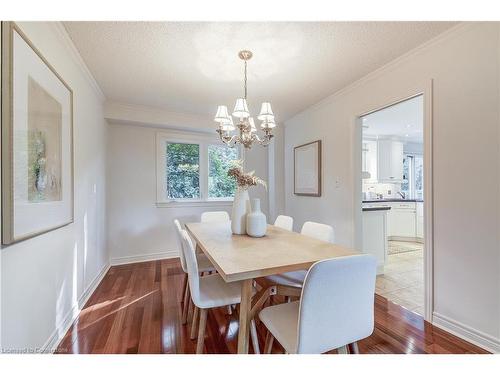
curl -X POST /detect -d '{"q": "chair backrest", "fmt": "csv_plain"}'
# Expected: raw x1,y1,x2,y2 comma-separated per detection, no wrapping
274,215,294,231
201,211,230,223
296,255,377,354
301,221,335,243
180,230,201,305
173,219,188,273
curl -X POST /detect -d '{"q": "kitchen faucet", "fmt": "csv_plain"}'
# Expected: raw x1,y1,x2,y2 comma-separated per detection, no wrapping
397,191,406,199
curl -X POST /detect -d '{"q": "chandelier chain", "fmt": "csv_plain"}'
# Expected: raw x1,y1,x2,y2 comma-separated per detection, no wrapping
244,60,247,99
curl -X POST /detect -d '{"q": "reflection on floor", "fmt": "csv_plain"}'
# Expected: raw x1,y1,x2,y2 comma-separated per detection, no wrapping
376,241,424,316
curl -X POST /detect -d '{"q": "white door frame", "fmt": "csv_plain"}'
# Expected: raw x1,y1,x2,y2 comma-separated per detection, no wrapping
353,80,434,322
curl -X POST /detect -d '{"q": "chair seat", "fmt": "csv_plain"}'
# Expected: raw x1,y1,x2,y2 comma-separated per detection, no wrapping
265,270,306,289
196,274,243,309
197,253,216,273
259,301,300,354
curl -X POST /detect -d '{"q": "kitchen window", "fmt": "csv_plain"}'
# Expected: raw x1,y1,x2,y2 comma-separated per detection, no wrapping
156,131,240,206
401,154,424,200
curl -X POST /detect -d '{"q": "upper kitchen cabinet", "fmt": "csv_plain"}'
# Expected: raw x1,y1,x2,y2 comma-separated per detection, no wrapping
377,139,404,182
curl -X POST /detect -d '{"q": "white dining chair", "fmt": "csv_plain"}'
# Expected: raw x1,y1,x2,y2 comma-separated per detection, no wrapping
274,215,294,231
263,221,335,295
259,254,377,354
301,221,335,243
180,230,259,354
173,219,216,324
201,211,230,223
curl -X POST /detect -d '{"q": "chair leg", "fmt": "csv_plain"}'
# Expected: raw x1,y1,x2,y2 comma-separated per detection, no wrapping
337,345,349,354
264,331,274,354
182,284,190,324
190,306,199,340
196,309,208,354
348,342,359,354
187,298,194,323
250,319,260,354
180,273,187,301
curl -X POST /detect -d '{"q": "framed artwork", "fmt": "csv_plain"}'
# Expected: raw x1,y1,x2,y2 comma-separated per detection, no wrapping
294,140,321,197
1,22,73,244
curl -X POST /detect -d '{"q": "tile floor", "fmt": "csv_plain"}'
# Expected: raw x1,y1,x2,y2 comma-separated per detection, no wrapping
376,241,424,315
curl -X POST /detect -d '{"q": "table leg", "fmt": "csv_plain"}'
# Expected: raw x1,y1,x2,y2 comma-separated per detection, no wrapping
237,278,253,354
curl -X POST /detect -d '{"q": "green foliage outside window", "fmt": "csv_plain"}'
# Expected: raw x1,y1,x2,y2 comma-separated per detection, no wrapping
165,142,238,200
166,143,200,199
208,145,238,198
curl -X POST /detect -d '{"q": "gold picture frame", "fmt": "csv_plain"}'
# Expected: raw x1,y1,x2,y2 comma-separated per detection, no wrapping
1,21,74,244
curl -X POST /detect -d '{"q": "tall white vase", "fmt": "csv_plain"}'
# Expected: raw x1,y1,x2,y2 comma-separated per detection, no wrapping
231,188,250,234
246,198,267,237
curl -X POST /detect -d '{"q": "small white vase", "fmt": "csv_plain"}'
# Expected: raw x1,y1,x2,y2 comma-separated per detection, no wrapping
246,198,267,237
231,188,250,234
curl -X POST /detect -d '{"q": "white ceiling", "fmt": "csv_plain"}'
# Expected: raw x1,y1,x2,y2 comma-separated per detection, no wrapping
64,22,457,122
362,95,423,143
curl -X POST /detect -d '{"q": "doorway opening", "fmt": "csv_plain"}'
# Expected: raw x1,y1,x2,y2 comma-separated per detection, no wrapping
360,94,426,316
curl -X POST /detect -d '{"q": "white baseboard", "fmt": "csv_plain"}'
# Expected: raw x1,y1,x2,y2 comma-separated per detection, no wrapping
110,250,178,266
41,262,111,353
433,312,500,353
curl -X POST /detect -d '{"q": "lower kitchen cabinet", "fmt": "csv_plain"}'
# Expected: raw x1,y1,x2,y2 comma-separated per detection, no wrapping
362,209,388,274
365,201,423,241
390,206,416,238
416,202,424,239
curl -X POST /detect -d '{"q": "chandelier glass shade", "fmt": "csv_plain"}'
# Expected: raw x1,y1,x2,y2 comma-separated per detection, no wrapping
215,50,276,149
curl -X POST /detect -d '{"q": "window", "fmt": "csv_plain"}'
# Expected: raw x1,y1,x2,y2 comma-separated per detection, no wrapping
208,145,238,199
166,142,200,199
401,154,424,200
156,131,240,206
414,155,423,200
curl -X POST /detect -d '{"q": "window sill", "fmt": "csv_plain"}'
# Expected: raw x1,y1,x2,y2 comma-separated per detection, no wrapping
156,200,233,208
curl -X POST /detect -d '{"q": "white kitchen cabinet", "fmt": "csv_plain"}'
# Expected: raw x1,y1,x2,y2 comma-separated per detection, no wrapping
377,139,404,182
389,202,416,238
362,209,388,274
416,202,424,239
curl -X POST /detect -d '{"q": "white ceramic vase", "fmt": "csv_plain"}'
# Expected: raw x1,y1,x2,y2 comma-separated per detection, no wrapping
246,198,267,237
231,188,250,234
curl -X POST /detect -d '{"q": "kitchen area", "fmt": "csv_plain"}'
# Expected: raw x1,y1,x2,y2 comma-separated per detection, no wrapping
361,95,424,316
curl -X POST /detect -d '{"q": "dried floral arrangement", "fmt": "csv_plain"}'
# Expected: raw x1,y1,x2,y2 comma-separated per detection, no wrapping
228,159,267,190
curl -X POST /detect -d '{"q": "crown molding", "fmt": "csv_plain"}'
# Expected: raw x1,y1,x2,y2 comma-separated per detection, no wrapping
284,22,474,125
49,22,105,102
104,101,213,132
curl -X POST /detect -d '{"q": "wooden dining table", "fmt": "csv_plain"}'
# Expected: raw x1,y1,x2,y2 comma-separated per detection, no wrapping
185,221,359,354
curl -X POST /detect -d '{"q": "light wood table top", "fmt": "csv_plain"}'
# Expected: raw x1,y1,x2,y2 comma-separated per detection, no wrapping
185,221,359,282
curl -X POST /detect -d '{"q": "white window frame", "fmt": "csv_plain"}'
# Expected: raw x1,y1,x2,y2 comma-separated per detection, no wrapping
403,152,423,200
156,130,241,208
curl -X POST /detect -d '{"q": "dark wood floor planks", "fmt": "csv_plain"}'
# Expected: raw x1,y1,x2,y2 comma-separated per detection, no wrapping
57,259,489,354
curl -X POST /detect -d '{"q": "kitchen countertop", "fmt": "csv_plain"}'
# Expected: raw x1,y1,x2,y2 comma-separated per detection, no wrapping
363,199,424,203
362,207,391,212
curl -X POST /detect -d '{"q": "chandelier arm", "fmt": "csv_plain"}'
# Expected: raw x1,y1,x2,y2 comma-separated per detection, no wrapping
251,132,273,147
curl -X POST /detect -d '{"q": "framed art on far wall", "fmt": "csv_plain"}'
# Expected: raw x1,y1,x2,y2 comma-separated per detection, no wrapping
294,140,322,197
1,22,74,244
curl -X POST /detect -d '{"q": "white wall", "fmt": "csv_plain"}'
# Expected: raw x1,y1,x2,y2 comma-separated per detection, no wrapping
284,23,500,351
106,122,270,265
0,22,108,351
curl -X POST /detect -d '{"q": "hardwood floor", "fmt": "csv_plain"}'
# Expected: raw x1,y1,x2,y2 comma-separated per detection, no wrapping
57,259,488,354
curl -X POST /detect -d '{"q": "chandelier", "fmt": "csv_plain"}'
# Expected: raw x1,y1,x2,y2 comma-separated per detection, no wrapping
214,50,276,149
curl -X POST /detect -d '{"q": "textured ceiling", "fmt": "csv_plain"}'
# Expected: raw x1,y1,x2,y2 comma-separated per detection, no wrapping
64,22,457,121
